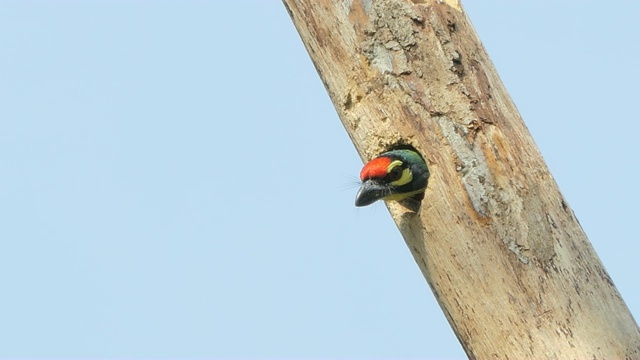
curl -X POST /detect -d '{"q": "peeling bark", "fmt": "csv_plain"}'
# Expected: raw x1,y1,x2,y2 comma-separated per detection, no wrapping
284,0,640,358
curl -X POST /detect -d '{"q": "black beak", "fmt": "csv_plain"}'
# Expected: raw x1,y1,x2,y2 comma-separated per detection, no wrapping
355,179,389,207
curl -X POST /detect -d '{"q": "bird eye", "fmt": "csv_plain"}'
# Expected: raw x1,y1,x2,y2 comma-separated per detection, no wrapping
388,166,403,181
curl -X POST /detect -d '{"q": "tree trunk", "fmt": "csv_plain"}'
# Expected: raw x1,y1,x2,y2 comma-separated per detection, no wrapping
283,0,640,358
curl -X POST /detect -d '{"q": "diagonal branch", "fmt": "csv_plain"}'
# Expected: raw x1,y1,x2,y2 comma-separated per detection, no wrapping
284,0,640,358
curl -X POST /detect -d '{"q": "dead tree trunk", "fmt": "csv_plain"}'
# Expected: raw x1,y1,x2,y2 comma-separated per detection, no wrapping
283,0,640,358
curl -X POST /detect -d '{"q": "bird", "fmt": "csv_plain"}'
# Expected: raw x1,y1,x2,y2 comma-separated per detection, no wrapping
355,149,429,207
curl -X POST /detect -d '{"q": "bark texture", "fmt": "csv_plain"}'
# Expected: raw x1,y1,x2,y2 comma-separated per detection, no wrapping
283,0,640,358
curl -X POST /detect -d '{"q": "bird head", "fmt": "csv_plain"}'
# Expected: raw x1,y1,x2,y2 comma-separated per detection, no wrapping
355,149,429,207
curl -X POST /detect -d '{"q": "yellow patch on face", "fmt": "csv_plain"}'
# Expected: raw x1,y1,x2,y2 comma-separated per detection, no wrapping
390,168,413,187
386,160,412,187
386,160,403,172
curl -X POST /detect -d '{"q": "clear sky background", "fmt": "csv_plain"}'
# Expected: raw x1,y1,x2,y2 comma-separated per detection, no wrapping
1,1,638,358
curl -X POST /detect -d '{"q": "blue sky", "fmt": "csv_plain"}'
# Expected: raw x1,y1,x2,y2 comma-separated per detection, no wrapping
1,1,638,358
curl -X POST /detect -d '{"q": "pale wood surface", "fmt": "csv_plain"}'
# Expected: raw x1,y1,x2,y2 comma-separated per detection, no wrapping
283,0,640,358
